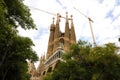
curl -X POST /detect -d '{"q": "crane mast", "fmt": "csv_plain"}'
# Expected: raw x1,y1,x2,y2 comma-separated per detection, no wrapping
88,18,97,46
74,7,97,46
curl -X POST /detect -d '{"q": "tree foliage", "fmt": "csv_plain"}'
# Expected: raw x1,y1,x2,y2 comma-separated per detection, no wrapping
2,0,36,29
44,40,120,80
0,0,38,80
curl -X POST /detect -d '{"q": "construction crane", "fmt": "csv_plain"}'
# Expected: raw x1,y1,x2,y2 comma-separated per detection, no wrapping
74,7,97,47
28,6,72,20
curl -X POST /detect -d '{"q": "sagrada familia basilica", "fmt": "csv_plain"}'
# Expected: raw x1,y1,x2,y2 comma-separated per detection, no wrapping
28,12,76,80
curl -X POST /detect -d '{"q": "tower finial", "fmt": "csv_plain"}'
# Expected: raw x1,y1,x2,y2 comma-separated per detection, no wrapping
71,15,73,20
56,13,60,23
71,15,73,24
52,17,55,24
66,12,68,20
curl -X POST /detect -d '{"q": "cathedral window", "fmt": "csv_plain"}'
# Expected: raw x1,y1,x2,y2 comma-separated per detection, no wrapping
59,38,64,48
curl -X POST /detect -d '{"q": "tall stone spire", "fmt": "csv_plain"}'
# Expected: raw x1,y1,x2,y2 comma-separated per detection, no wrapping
40,56,43,66
28,60,36,75
53,13,60,52
46,17,55,59
70,15,76,44
64,12,70,51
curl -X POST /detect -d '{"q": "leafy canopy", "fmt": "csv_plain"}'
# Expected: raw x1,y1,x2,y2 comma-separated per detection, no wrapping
44,40,120,80
0,0,38,80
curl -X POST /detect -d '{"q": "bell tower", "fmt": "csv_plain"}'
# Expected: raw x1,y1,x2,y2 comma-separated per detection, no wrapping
53,13,61,53
46,17,55,59
70,15,76,44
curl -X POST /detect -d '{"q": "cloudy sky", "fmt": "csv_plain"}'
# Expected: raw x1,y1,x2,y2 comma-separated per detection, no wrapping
18,0,120,66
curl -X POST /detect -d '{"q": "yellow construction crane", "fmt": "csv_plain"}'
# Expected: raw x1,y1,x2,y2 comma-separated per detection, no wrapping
74,7,97,47
28,6,72,20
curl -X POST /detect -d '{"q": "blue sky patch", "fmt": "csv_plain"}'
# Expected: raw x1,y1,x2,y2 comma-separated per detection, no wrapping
111,14,120,23
34,28,49,40
115,0,120,6
105,9,114,19
97,0,104,4
56,0,63,6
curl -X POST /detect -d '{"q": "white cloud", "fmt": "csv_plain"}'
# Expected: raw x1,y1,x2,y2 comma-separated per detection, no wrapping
113,6,120,16
19,0,120,67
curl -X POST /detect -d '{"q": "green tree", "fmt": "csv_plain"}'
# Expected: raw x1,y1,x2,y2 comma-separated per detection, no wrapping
44,40,120,80
0,0,38,80
3,0,36,29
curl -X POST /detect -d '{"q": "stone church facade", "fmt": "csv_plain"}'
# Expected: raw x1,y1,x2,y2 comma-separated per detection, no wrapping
28,12,76,80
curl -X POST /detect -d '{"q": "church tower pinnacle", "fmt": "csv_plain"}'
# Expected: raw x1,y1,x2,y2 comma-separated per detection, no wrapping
46,17,55,59
70,15,76,44
53,13,60,52
64,12,70,51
